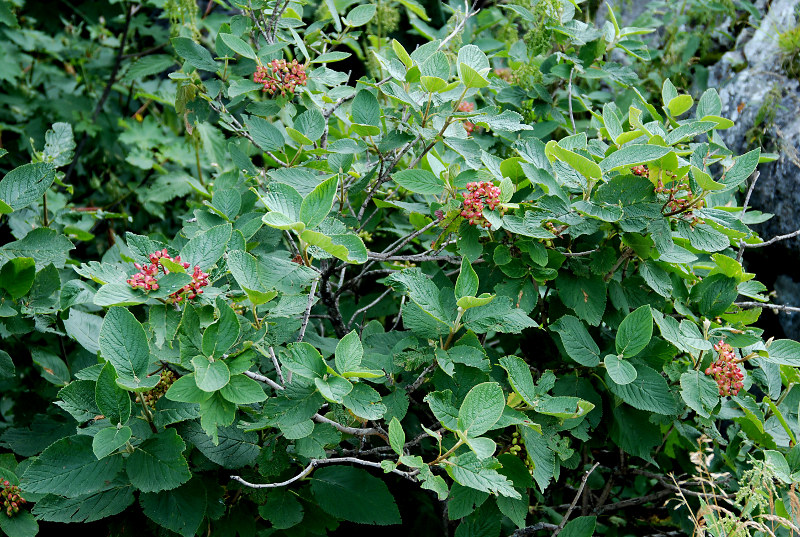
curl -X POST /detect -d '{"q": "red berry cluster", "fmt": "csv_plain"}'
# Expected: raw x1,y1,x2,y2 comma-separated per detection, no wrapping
126,249,209,302
654,175,705,224
1,481,25,517
458,101,476,134
461,181,504,228
253,59,307,96
704,340,744,396
631,165,648,176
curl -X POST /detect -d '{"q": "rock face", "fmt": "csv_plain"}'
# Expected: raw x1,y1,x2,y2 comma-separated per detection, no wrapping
708,0,800,257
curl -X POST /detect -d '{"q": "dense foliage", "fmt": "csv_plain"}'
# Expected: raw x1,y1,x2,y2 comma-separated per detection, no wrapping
0,1,799,536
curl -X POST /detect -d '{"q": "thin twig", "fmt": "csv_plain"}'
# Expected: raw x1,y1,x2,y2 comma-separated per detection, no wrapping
64,3,134,184
551,463,599,537
511,522,560,536
313,413,381,436
382,219,440,256
297,278,319,342
368,252,462,264
562,248,598,257
406,361,437,393
438,0,480,51
567,67,576,134
231,456,418,490
740,171,760,218
741,228,800,249
243,370,284,391
347,287,393,331
735,301,800,313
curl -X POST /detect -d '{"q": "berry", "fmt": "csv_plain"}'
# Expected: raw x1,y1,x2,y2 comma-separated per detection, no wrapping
0,481,25,518
253,59,308,96
458,101,475,134
631,165,648,176
126,249,209,303
460,181,505,228
704,340,744,396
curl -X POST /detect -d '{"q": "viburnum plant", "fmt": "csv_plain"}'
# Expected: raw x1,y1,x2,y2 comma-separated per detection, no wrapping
0,1,799,536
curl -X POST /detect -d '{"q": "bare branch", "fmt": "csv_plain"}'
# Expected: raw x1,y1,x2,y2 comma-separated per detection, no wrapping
381,219,440,257
438,1,480,51
244,370,284,391
347,287,394,331
368,252,462,264
510,522,560,537
562,249,598,257
297,278,320,342
735,301,800,313
406,361,437,393
741,228,800,249
551,463,599,537
567,67,576,134
313,413,381,436
231,461,315,489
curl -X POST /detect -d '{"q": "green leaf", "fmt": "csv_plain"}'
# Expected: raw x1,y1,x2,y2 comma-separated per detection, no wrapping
92,426,132,459
21,435,123,497
604,354,637,385
127,429,191,493
387,268,450,322
192,356,231,392
499,355,537,406
0,350,14,380
345,3,376,26
300,176,337,228
690,165,724,191
0,162,56,212
599,144,672,172
561,516,597,537
281,343,327,379
351,90,380,127
56,380,100,421
679,370,719,418
165,374,214,403
606,364,679,415
314,375,353,403
99,307,156,391
446,452,520,499
140,479,206,537
201,299,240,358
764,339,800,366
556,275,606,326
218,33,256,59
667,94,693,117
458,63,490,88
32,486,134,523
462,297,537,334
690,274,738,317
171,37,218,72
0,257,35,299
723,148,760,190
180,223,232,270
246,116,285,152
295,109,325,142
180,422,259,468
226,250,276,305
392,169,446,195
259,489,304,529
389,417,405,455
342,383,387,420
95,362,131,426
615,305,652,358
219,374,267,404
533,396,594,420
335,330,363,374
455,258,479,299
310,466,401,525
300,230,367,264
549,315,601,366
458,382,505,437
545,141,601,180
0,227,74,270
0,510,38,537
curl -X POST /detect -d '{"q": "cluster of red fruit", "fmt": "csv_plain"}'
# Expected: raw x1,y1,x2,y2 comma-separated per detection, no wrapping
631,165,648,176
461,181,504,228
253,59,307,96
1,481,25,517
126,249,209,302
458,101,476,134
704,340,744,396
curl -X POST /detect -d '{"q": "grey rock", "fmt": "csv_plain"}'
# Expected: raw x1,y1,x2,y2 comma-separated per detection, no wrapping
708,0,800,255
774,275,800,339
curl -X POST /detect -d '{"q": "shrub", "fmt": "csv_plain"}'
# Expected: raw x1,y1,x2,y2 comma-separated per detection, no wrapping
0,1,798,536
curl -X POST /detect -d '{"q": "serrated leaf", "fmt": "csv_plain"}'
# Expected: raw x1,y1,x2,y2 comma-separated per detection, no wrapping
180,223,232,270
549,315,601,366
172,37,218,72
219,374,267,404
458,382,504,437
92,426,132,459
0,162,56,212
219,33,256,59
455,257,479,299
616,305,652,358
392,169,446,195
310,466,401,525
335,330,363,374
389,417,405,455
192,356,231,392
95,362,131,426
604,354,637,385
499,355,537,406
606,364,679,415
127,429,191,493
98,307,154,390
680,370,719,418
300,176,337,228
